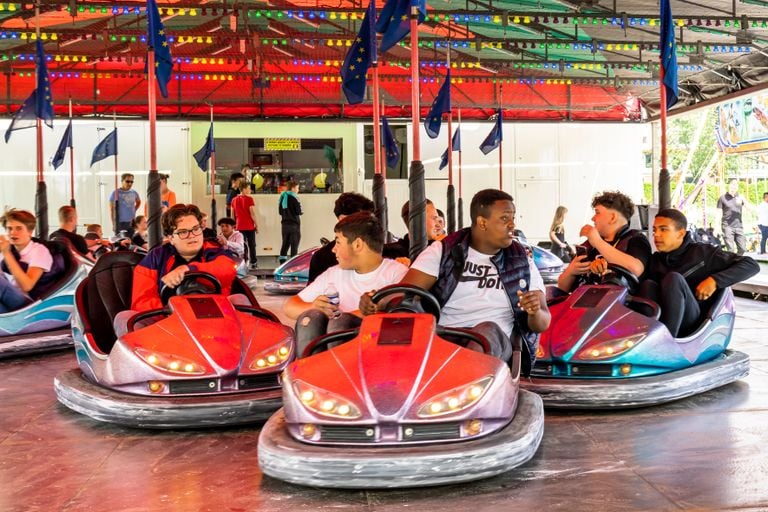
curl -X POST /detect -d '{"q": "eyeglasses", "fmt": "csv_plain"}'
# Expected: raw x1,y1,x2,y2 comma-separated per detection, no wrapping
173,225,203,239
124,180,134,184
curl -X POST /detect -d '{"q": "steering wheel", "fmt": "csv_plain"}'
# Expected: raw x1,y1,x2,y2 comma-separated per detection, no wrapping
160,271,222,304
370,284,441,320
584,263,639,291
436,326,493,355
302,328,359,358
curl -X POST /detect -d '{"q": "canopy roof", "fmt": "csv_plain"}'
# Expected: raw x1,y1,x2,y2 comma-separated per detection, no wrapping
2,0,768,121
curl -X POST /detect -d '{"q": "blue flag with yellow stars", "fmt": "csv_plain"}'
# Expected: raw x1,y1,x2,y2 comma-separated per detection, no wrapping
4,91,37,143
341,0,376,104
480,109,503,155
4,41,54,143
376,0,426,53
51,120,73,170
424,71,451,139
91,128,118,167
381,117,400,168
439,128,461,170
660,0,678,109
147,0,173,98
35,40,54,127
193,123,215,172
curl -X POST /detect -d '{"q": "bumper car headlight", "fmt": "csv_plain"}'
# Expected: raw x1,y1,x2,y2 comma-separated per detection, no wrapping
417,376,493,418
293,380,362,419
577,334,645,360
248,343,292,371
134,347,206,375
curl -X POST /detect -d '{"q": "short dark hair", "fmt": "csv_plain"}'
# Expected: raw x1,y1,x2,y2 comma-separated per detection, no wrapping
1,209,36,231
656,208,687,230
120,173,134,182
217,217,236,226
469,189,514,225
58,205,77,223
334,212,384,253
162,204,203,235
591,191,635,222
334,192,374,218
400,198,434,228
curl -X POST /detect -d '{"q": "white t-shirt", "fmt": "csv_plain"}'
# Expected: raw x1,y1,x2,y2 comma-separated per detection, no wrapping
758,201,768,226
299,258,409,312
411,241,544,337
0,241,53,288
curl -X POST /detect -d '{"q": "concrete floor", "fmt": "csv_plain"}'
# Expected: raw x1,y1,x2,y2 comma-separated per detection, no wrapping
2,283,768,512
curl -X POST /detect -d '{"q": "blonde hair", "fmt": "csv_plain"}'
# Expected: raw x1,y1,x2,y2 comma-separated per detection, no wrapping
550,206,568,233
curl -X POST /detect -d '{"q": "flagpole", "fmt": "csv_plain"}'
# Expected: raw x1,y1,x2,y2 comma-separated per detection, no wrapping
209,105,217,226
408,0,426,261
498,87,503,189
113,112,120,235
378,95,390,242
457,108,463,229
146,32,162,247
34,2,48,238
372,57,387,238
445,53,456,234
659,66,671,210
68,98,75,207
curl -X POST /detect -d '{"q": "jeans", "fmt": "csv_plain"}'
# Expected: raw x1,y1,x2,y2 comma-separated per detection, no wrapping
241,230,257,267
0,278,31,313
759,224,768,254
295,309,362,358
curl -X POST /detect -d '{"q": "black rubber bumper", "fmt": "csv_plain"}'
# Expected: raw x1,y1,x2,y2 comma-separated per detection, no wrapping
54,368,282,429
521,349,750,409
263,281,306,295
257,389,544,489
0,329,73,360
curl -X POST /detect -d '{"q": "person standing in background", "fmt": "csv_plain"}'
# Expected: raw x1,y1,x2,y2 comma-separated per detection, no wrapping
144,174,177,216
231,181,258,270
549,205,575,263
225,172,244,218
757,192,768,255
108,173,141,237
716,179,750,255
278,180,302,264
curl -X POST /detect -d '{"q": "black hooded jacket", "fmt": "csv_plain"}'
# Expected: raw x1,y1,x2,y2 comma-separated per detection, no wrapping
643,232,759,291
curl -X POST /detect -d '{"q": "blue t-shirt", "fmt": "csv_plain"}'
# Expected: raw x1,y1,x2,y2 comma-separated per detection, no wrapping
108,188,141,223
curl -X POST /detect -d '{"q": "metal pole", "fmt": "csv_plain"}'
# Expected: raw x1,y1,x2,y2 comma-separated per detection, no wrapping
408,2,426,261
147,49,162,247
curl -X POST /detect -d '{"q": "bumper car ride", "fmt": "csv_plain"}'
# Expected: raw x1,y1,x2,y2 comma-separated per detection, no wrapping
54,252,295,428
264,247,318,295
258,285,544,488
522,265,749,409
0,244,88,358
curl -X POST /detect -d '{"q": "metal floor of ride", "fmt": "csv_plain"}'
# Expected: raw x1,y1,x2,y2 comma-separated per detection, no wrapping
2,283,768,512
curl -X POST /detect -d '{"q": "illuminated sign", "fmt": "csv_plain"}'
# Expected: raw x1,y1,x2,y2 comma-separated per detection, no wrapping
264,138,301,151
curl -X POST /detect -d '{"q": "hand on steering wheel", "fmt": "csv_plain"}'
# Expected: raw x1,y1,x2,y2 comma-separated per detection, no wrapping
369,284,441,320
160,271,222,304
584,263,639,291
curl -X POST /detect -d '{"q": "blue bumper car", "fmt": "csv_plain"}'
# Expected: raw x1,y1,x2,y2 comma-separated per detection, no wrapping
522,265,749,408
264,246,317,295
1,240,88,358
